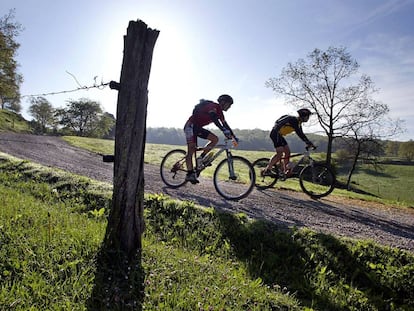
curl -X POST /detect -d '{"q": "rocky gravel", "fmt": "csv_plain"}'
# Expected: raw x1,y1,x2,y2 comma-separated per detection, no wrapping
1,132,413,252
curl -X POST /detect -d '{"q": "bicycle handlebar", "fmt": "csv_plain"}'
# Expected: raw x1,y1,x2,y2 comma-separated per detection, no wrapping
225,136,239,147
306,145,317,151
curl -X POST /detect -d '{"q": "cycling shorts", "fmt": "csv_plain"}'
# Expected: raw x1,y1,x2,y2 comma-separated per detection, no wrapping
270,128,288,148
184,122,212,144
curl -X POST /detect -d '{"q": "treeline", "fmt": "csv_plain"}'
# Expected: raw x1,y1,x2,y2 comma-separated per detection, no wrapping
146,127,414,162
146,127,329,153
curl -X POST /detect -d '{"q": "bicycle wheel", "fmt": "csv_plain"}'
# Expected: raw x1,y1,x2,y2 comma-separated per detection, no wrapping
252,158,278,189
299,163,335,198
213,156,255,200
160,149,188,188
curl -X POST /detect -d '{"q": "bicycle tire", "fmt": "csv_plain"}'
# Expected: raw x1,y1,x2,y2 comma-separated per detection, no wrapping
213,156,255,200
252,158,278,189
160,149,188,188
299,163,335,198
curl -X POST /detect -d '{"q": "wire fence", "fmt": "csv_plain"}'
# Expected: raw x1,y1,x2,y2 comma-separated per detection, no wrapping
19,72,114,99
20,81,111,99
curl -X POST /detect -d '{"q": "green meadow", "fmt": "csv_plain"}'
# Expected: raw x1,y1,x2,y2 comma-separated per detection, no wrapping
0,136,413,309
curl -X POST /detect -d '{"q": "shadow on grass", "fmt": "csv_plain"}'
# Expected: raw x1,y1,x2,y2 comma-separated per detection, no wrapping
215,211,411,310
357,167,395,178
87,248,145,311
144,193,413,310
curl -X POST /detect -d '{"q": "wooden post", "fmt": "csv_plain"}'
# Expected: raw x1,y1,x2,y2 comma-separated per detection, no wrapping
104,20,159,258
88,20,159,309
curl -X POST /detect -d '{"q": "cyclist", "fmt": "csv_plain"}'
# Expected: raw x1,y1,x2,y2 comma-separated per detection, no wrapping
184,94,236,184
262,108,315,177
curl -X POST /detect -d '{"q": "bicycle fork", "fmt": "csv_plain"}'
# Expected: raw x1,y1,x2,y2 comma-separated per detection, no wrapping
308,162,324,183
226,151,237,180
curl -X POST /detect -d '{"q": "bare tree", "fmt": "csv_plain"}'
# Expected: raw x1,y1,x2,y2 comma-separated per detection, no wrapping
343,102,404,192
266,46,379,165
335,99,403,189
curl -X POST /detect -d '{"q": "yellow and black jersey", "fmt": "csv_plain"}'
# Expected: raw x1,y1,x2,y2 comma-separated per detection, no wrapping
273,115,310,143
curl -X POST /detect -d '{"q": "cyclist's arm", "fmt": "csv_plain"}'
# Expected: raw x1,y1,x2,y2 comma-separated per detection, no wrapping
222,120,235,137
209,110,235,139
208,111,226,131
293,120,312,144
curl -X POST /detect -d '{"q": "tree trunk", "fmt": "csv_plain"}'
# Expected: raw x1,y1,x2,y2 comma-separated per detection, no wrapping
104,20,159,258
325,110,335,165
346,143,361,190
326,135,333,165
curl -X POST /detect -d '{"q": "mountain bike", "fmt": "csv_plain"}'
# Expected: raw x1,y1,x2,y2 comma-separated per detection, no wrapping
160,138,256,200
252,147,335,198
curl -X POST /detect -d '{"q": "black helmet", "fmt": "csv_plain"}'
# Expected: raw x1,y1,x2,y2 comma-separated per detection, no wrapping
297,108,312,118
217,94,233,105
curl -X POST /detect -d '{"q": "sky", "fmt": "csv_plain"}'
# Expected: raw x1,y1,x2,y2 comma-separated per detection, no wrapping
2,0,414,141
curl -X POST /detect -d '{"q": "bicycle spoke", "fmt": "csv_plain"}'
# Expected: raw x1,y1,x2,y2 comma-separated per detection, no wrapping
213,156,255,200
160,149,188,188
299,164,335,198
252,158,278,189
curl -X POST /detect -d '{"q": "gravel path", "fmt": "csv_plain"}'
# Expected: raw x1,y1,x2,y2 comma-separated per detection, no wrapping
1,132,413,252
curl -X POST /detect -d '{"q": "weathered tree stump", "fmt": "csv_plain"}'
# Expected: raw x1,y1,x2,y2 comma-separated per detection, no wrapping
88,20,159,310
104,20,159,257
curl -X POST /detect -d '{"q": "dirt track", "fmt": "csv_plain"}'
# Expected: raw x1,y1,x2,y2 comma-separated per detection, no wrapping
1,132,413,252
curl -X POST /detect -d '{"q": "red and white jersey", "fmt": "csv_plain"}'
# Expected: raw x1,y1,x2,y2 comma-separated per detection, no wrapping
186,101,225,127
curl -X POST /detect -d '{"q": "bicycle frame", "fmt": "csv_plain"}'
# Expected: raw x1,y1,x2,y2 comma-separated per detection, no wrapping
252,146,335,198
285,149,313,176
194,138,237,175
160,137,255,200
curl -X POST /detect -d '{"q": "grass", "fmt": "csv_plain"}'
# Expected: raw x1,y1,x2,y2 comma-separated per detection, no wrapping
0,154,300,310
0,160,106,309
62,136,414,207
0,110,31,133
1,152,414,310
346,164,414,205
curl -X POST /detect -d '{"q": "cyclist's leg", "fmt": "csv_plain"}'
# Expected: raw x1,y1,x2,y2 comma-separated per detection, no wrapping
262,147,283,177
196,128,218,158
184,123,198,183
186,142,196,171
264,131,286,174
281,145,291,173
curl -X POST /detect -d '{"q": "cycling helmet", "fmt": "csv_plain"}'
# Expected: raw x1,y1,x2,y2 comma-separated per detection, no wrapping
217,94,233,105
297,108,312,118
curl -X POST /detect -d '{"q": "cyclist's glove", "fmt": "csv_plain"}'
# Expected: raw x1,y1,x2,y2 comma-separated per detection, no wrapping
223,129,232,139
306,141,316,149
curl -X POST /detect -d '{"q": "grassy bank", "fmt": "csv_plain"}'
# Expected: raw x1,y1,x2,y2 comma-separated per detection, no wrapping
1,153,413,310
0,110,31,133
